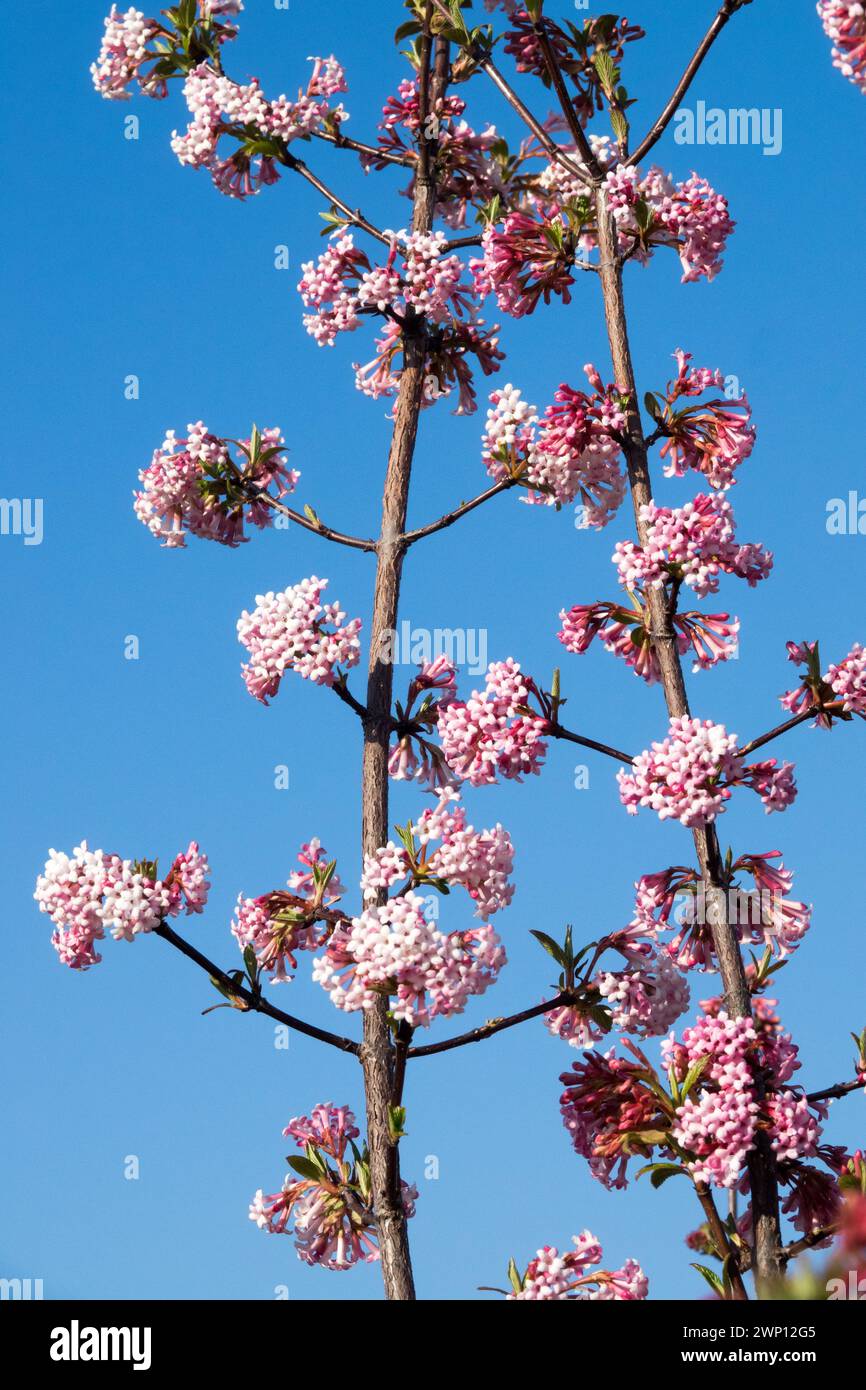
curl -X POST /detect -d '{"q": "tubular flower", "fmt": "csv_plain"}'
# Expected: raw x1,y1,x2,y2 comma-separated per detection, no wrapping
780,638,866,728
250,1106,417,1270
559,1042,670,1190
506,1232,648,1301
558,597,739,683
596,956,690,1039
35,842,210,968
134,423,298,547
818,2,866,92
237,577,362,702
389,658,461,791
613,494,773,599
232,840,343,984
436,659,549,786
649,349,756,490
313,891,505,1028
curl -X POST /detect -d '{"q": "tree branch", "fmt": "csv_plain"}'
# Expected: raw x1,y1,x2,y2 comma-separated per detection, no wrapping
310,128,416,168
531,19,602,181
806,1077,864,1105
737,702,847,758
252,489,378,552
694,1180,749,1301
281,149,394,246
628,0,754,167
408,992,575,1059
154,921,361,1056
402,478,517,545
548,721,634,767
781,1225,841,1264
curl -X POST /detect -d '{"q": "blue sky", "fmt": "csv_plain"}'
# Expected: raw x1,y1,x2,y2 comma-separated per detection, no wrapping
2,1,865,1301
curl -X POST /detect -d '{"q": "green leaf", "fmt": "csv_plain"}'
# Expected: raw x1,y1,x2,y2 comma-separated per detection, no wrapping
388,1104,408,1143
507,1256,524,1294
394,20,421,44
529,930,567,967
243,945,258,986
680,1054,710,1102
636,1162,688,1190
691,1263,726,1298
287,1156,325,1182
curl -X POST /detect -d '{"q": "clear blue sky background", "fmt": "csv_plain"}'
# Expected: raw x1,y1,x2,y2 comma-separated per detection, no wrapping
2,1,864,1301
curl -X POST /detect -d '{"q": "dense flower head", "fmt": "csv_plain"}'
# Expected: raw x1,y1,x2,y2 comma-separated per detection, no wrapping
251,1105,417,1270
653,349,756,490
613,493,773,599
134,423,298,547
299,230,502,414
618,717,797,826
314,890,505,1028
91,6,168,100
827,643,866,714
818,2,866,92
559,1042,668,1189
35,842,210,969
237,577,362,702
596,956,690,1038
170,56,348,198
481,369,627,522
437,659,548,786
559,598,739,684
507,1231,648,1301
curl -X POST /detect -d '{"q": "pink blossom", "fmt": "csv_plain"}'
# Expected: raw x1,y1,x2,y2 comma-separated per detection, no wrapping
655,349,756,490
613,494,773,599
827,643,866,715
437,659,548,786
313,891,505,1028
91,7,161,100
596,956,690,1038
134,423,298,547
507,1231,648,1301
617,717,741,828
559,598,739,683
818,2,866,92
237,577,362,702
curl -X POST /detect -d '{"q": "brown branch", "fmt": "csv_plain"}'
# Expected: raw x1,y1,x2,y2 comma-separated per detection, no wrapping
694,1180,749,1301
806,1077,864,1105
628,0,754,167
548,722,634,767
332,679,371,723
310,128,416,168
154,921,360,1056
252,489,378,552
737,702,847,758
403,478,517,545
531,20,602,181
281,150,394,246
408,992,575,1059
781,1225,841,1264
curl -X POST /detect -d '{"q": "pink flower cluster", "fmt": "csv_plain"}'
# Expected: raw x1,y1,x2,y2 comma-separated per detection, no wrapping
472,209,582,318
654,349,756,490
617,717,797,826
613,494,773,599
604,164,736,282
299,230,502,413
559,1042,667,1189
361,795,515,919
596,955,690,1039
782,639,866,726
134,423,298,547
388,657,460,790
481,368,627,523
437,659,548,786
559,599,739,684
91,6,160,99
829,643,866,713
250,1104,417,1270
232,840,342,984
507,1231,648,1301
35,842,210,970
237,577,362,702
818,2,866,92
313,891,505,1028
171,56,348,198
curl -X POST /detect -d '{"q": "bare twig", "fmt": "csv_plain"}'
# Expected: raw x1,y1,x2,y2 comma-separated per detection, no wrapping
252,489,377,552
781,1225,841,1264
403,478,517,545
281,149,394,246
694,1180,749,1301
628,1,754,167
737,703,847,759
154,921,360,1056
408,992,575,1059
806,1078,864,1105
548,722,634,767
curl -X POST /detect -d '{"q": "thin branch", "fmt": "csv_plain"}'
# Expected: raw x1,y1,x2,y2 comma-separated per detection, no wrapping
154,921,361,1056
480,54,590,184
548,721,634,767
628,0,753,167
332,679,371,723
408,992,575,1059
532,20,602,181
806,1077,864,1105
403,478,517,545
310,128,416,168
781,1225,841,1264
281,150,394,246
252,489,378,553
694,1180,749,1301
738,702,847,758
